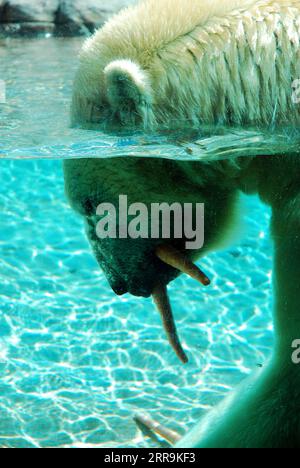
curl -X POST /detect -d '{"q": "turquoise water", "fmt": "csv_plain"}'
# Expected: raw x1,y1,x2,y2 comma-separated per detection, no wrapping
0,38,274,448
0,159,273,448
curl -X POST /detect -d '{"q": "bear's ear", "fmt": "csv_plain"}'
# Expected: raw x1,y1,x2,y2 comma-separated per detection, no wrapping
104,59,155,129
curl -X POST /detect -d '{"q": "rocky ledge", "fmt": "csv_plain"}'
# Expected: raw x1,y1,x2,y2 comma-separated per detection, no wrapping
0,0,135,37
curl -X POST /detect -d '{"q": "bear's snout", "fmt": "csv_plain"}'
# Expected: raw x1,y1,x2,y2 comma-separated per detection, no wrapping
94,239,181,298
85,216,183,297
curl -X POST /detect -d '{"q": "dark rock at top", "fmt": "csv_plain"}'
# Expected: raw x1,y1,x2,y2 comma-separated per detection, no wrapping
2,0,60,22
0,0,136,36
56,0,135,30
0,1,6,19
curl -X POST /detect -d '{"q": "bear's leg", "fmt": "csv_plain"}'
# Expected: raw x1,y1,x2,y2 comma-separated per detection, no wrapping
271,196,300,360
176,196,300,448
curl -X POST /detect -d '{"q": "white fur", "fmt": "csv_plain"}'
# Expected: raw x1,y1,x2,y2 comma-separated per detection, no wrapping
103,59,155,127
104,60,150,95
72,0,300,129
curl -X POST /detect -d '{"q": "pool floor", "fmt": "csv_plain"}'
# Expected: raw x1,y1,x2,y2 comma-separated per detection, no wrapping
0,159,273,448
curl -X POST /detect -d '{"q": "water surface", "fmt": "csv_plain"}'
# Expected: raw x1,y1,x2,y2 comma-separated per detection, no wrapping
1,38,299,160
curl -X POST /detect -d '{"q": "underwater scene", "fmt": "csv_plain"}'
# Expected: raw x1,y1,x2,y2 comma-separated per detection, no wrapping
0,0,300,450
0,158,273,448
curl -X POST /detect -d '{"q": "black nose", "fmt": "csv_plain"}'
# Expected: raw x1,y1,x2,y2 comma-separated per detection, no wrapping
110,280,128,296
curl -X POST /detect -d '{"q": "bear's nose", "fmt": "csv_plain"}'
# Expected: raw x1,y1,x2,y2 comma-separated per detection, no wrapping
110,279,128,296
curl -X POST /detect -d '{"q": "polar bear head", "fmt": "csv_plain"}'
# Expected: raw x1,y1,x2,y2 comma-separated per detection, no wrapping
64,154,242,362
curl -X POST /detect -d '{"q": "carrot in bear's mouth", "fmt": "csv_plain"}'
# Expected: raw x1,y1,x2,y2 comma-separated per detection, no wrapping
156,244,211,287
152,283,188,364
152,245,211,364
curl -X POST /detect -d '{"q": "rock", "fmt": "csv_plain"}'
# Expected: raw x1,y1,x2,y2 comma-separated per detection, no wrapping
0,0,136,37
3,0,59,23
56,0,136,32
55,22,90,37
0,21,55,37
0,1,5,18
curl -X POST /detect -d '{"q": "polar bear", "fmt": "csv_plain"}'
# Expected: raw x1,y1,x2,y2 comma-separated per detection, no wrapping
64,0,300,448
71,0,300,129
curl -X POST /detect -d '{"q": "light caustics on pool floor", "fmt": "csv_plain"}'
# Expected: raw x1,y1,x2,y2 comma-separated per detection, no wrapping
0,38,273,448
0,159,273,448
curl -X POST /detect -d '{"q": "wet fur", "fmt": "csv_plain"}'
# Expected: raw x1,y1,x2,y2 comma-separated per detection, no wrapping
72,0,300,129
